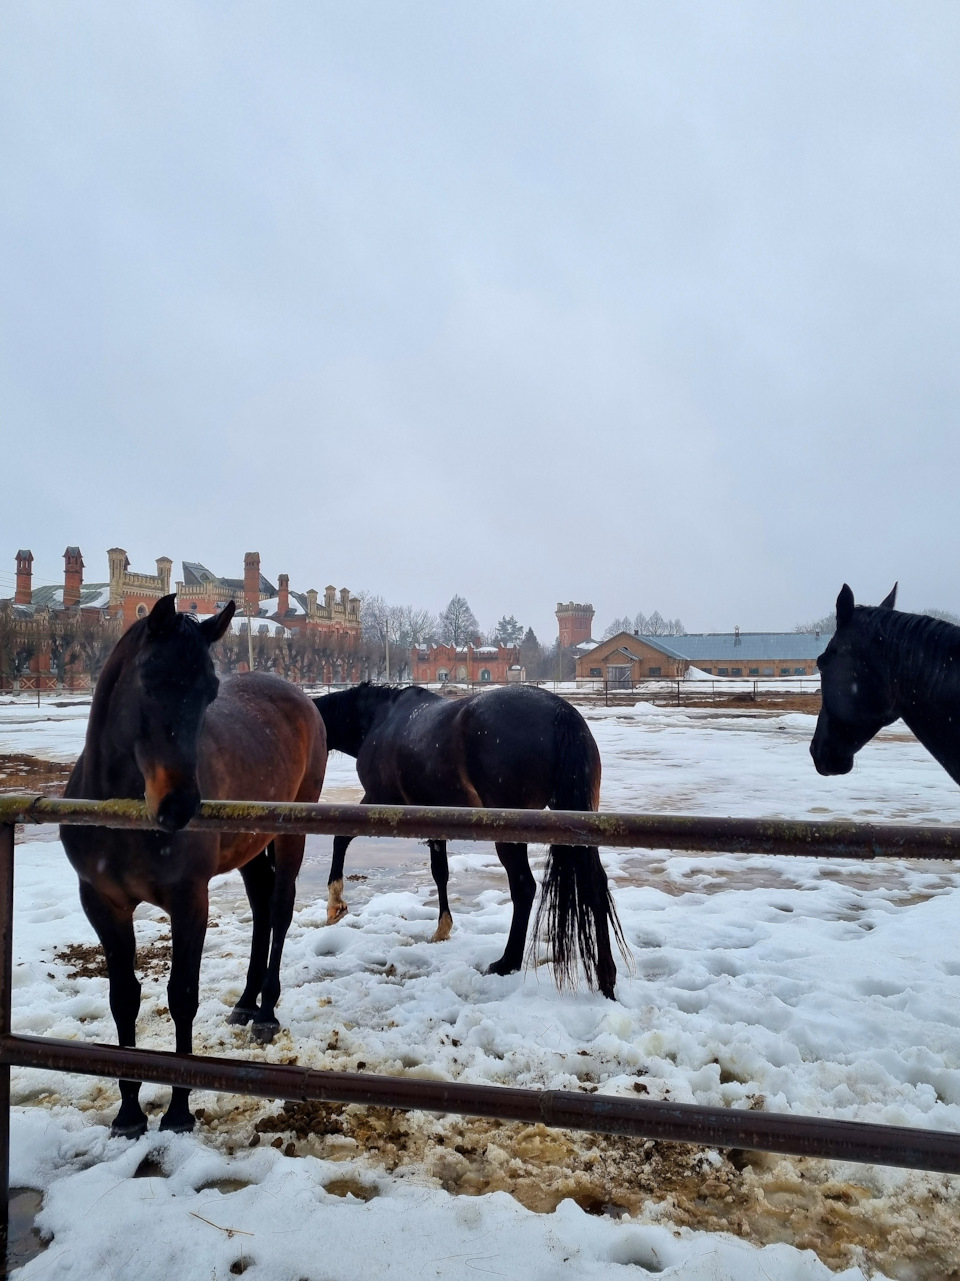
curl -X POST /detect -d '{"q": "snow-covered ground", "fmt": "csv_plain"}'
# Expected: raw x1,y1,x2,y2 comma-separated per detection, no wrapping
3,699,960,1279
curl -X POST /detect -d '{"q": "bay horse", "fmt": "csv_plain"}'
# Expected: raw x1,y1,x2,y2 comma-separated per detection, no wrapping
314,683,625,998
60,595,327,1136
811,582,960,784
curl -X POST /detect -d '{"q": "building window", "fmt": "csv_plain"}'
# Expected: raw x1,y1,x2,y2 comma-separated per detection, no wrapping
589,667,602,678
731,667,743,677
136,604,148,619
700,667,712,674
479,668,491,682
794,667,806,675
648,666,662,677
437,669,449,682
780,668,791,676
190,602,198,613
748,668,760,676
717,667,729,676
762,667,774,676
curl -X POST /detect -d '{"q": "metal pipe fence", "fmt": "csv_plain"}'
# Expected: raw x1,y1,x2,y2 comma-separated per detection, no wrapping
1,796,959,1259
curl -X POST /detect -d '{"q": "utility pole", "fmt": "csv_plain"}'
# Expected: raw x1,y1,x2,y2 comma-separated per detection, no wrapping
385,625,390,683
247,603,255,672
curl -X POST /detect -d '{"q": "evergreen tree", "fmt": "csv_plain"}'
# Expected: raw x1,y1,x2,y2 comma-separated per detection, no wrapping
494,614,524,646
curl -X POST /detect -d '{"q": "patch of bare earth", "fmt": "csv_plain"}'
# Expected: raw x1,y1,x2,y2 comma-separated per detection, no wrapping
236,1099,958,1280
0,753,72,796
55,935,172,981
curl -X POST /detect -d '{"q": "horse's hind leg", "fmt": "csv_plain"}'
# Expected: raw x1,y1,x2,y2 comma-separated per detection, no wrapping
486,843,536,977
253,833,305,1044
327,834,353,924
79,883,146,1137
429,840,452,941
160,881,209,1132
229,848,276,1026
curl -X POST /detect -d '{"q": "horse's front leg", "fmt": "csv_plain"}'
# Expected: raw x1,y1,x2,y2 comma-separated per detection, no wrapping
327,834,353,923
429,840,453,941
160,880,209,1132
253,834,305,1043
327,793,373,923
229,848,275,1026
78,882,146,1137
487,843,536,977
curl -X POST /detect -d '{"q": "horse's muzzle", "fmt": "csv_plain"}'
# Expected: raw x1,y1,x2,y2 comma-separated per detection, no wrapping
154,789,202,832
144,767,202,832
809,738,854,777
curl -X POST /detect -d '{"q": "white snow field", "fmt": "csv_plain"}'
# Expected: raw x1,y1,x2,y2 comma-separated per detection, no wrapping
2,697,960,1279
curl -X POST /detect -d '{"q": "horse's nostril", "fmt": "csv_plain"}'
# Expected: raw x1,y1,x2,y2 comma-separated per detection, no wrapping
156,791,201,832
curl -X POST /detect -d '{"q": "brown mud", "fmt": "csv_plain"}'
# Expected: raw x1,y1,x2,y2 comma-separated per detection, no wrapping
0,752,73,796
244,1099,958,1279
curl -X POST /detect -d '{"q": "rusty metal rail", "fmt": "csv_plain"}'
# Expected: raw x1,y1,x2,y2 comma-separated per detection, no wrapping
4,794,960,860
1,797,959,1257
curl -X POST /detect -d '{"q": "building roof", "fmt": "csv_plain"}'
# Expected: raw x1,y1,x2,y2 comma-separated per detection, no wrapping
5,583,111,615
596,630,829,663
181,561,276,596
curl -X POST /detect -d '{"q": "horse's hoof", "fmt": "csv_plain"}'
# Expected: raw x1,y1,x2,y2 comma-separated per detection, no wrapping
485,958,519,977
228,1006,257,1026
430,912,453,943
326,904,348,925
159,1110,196,1134
251,1019,280,1044
110,1115,148,1140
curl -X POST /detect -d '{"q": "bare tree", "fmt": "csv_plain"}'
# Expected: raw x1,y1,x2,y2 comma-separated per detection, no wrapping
438,595,480,646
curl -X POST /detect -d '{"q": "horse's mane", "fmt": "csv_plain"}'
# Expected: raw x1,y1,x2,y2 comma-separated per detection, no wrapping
355,681,432,704
865,606,960,700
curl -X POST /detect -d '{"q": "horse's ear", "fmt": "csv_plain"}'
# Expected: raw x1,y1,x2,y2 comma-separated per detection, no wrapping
836,584,855,627
879,582,898,610
199,600,236,645
146,594,180,638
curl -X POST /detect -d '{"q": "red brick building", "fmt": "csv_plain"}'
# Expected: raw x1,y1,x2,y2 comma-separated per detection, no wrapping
175,553,361,650
556,601,595,648
411,643,521,684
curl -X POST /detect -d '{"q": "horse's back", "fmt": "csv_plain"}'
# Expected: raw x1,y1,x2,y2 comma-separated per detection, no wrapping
202,672,326,803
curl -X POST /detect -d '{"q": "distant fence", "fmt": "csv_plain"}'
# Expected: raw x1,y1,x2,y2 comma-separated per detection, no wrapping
1,792,959,1262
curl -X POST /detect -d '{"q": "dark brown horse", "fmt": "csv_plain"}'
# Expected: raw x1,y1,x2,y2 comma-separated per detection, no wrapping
60,595,327,1136
314,683,625,998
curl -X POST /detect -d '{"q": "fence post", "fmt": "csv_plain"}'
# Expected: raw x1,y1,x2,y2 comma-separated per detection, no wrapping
0,822,13,1264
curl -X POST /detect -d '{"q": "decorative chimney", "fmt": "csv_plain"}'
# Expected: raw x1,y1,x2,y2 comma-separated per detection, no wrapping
324,585,336,613
244,552,261,615
734,625,741,647
63,546,84,609
277,573,290,618
340,587,350,610
306,589,318,618
156,557,172,595
107,548,129,611
14,550,33,605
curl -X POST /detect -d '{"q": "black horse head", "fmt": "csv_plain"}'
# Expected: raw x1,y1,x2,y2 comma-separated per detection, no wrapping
810,582,898,776
128,595,235,830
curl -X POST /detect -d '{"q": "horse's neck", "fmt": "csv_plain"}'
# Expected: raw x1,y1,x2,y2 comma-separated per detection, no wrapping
889,619,960,786
74,647,143,798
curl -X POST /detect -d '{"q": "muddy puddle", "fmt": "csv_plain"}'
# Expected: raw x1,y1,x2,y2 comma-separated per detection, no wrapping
187,1096,957,1280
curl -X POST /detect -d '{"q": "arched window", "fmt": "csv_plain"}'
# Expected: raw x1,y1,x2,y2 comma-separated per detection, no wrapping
437,669,449,682
479,668,491,682
136,604,148,619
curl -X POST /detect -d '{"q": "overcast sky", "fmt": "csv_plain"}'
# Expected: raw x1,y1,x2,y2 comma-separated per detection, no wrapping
2,2,958,640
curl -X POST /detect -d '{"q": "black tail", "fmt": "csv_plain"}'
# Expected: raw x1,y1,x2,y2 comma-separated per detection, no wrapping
532,701,627,999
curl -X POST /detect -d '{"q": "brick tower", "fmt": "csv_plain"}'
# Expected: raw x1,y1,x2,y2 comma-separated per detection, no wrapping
556,601,595,648
244,552,261,616
63,546,84,608
14,550,33,605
